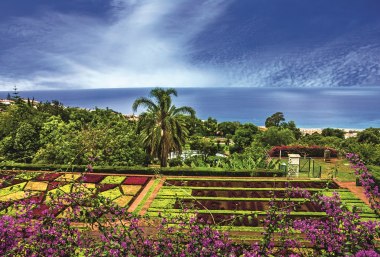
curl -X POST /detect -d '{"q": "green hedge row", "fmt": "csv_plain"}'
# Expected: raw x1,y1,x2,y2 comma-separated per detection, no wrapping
0,162,285,177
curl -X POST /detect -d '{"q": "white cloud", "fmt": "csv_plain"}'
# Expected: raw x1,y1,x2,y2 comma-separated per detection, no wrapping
0,0,230,90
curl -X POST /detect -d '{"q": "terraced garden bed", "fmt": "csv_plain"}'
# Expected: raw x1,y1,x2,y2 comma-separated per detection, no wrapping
0,172,152,217
147,177,379,242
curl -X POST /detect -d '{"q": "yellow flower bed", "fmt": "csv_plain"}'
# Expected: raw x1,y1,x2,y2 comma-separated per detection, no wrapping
0,191,38,202
0,182,27,197
55,174,81,182
72,183,96,193
98,187,122,200
100,176,125,184
46,184,72,203
113,195,133,207
24,181,48,191
121,185,142,195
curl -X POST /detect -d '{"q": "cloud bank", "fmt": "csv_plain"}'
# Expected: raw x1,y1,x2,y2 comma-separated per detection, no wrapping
0,0,379,90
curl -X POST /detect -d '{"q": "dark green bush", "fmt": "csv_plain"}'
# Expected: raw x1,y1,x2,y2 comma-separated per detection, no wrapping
0,162,285,177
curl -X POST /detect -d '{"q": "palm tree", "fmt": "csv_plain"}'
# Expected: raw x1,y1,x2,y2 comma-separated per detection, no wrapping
132,88,195,167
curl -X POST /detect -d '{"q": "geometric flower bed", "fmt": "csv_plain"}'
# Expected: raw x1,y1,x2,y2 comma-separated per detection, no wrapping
0,172,152,217
147,177,379,229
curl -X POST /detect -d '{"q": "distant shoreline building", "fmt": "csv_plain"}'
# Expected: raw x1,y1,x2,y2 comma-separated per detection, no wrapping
299,128,363,139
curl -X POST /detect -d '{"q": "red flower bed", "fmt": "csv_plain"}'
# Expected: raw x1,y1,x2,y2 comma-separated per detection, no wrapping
47,182,67,191
80,174,105,183
32,204,50,216
122,177,149,185
32,204,63,217
268,145,338,158
97,184,118,192
36,173,62,182
29,193,45,204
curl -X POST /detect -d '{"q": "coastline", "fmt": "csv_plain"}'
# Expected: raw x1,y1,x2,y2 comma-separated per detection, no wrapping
1,87,380,129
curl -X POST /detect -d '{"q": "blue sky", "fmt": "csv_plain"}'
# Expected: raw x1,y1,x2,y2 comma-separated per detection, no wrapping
0,0,379,90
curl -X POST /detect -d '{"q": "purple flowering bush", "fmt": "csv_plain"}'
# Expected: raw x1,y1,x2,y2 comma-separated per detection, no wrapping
347,153,380,212
0,153,379,256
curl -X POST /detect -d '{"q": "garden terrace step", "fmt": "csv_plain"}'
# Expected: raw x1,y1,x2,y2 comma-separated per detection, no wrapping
166,178,332,182
165,180,339,189
158,188,351,199
147,209,327,216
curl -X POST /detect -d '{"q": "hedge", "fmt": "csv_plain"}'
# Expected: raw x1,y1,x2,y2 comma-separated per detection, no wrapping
0,162,285,177
268,145,338,158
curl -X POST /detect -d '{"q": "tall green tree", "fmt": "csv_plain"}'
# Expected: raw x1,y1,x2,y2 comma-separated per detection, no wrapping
132,88,195,167
265,112,285,127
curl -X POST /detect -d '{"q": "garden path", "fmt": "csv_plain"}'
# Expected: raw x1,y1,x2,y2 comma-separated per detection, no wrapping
128,178,156,213
334,180,370,205
139,177,166,215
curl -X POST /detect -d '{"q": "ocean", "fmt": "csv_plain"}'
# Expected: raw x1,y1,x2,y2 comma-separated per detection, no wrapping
2,87,380,129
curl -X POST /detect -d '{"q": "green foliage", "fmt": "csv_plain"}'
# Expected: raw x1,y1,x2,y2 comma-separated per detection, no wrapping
0,102,146,166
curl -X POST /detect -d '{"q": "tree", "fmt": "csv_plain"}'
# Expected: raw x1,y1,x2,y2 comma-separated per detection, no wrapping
180,115,204,136
232,123,259,152
321,128,345,139
259,127,296,146
281,120,302,139
202,117,218,136
132,88,195,167
189,136,218,161
265,112,285,127
12,85,20,99
217,121,240,136
357,128,380,144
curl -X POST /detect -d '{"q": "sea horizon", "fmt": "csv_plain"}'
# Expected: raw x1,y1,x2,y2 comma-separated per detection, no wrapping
1,87,380,129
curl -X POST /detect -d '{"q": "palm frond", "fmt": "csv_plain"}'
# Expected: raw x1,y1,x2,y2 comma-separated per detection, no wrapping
132,97,156,112
173,106,196,117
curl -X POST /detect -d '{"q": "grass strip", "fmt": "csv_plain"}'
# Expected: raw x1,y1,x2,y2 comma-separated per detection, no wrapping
150,198,177,209
133,179,161,215
160,186,349,192
216,226,265,232
166,178,333,182
154,196,310,202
